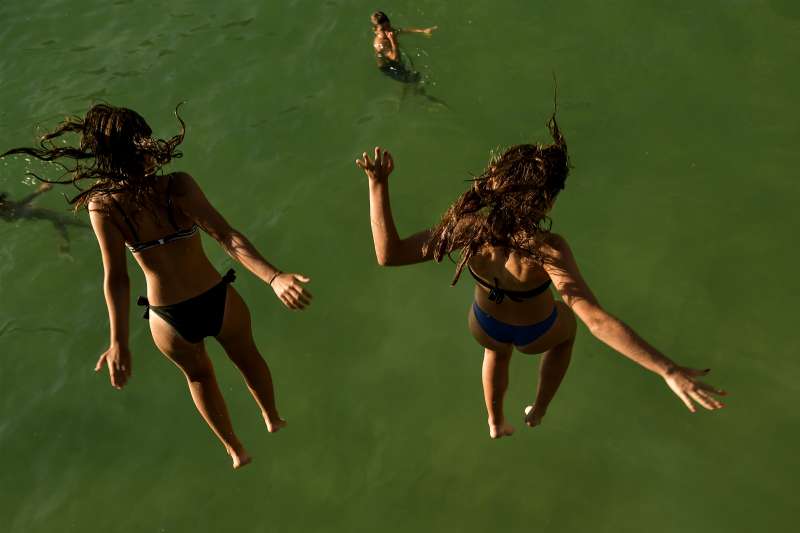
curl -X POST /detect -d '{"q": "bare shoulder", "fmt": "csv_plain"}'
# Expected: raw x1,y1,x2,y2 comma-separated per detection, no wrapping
167,171,200,196
540,232,573,260
87,194,114,217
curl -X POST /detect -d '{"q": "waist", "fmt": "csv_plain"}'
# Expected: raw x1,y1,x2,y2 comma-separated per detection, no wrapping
473,285,556,325
141,261,229,307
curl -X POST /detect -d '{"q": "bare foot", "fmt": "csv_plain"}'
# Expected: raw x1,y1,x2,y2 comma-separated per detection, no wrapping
227,447,252,470
488,419,515,439
264,414,287,433
524,405,545,428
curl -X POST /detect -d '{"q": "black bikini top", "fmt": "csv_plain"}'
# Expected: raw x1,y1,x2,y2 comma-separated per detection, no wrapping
467,265,551,304
112,175,199,254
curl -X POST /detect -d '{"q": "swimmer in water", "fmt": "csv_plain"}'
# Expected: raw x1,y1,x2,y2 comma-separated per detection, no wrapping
0,181,86,254
371,10,437,84
3,104,313,468
355,113,726,439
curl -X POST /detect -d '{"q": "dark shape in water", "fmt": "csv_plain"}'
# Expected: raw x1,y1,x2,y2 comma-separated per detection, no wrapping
0,183,87,254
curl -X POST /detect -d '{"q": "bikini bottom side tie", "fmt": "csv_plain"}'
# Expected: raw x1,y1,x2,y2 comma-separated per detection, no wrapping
137,269,236,343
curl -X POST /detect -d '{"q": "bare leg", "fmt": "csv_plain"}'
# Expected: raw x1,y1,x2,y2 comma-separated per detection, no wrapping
514,302,577,429
482,345,515,439
150,315,251,469
525,336,574,428
216,287,286,433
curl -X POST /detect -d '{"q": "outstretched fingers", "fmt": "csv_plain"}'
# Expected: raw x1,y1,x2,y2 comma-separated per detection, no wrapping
697,381,728,397
690,388,725,410
277,273,313,310
384,150,394,173
94,352,107,373
675,388,697,413
356,151,371,170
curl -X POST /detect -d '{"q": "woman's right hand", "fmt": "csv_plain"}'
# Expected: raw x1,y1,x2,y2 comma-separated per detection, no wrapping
356,147,394,185
271,272,313,310
95,343,132,390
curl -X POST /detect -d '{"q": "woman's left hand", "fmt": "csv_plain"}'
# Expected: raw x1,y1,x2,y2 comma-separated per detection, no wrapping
271,272,313,310
663,366,727,412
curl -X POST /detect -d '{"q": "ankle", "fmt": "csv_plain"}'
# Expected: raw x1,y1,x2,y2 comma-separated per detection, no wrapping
488,415,506,426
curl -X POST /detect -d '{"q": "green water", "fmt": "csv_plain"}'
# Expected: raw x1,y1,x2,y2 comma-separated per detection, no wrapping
1,0,797,531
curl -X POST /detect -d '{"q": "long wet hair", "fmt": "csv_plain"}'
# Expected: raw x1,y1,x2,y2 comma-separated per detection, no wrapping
1,103,185,211
423,113,569,285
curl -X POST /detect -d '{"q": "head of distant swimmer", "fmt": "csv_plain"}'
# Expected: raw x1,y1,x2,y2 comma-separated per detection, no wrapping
371,11,390,29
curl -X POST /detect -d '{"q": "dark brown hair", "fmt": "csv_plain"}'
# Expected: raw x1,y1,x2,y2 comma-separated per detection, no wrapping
424,113,569,285
371,11,390,26
1,103,185,210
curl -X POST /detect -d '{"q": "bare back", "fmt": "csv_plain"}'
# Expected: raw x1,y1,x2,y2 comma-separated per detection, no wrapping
468,247,556,326
98,173,222,305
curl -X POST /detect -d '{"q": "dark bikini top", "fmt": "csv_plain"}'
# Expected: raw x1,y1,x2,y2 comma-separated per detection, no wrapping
112,175,199,254
467,265,551,304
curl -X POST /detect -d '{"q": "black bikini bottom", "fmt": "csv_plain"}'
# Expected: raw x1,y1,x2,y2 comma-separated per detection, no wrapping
138,269,236,343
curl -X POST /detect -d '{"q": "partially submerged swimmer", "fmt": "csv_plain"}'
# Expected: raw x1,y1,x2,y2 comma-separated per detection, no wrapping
0,182,86,253
371,10,437,84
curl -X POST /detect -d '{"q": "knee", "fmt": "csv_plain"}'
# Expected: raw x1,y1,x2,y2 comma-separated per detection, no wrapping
182,357,215,383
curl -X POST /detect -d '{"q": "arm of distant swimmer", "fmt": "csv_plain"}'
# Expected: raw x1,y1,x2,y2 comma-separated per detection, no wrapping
542,234,727,413
356,146,435,266
172,172,312,310
88,200,132,389
386,31,400,61
398,26,438,36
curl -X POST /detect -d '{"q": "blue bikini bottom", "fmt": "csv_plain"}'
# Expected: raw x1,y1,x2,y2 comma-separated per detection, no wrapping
472,302,558,347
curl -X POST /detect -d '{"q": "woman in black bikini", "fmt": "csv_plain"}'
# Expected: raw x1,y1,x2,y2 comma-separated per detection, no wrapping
2,104,312,468
355,114,726,439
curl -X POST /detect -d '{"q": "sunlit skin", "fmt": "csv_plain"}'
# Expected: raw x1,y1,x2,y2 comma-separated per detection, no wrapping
356,147,727,439
371,12,437,68
49,107,316,469
90,169,314,468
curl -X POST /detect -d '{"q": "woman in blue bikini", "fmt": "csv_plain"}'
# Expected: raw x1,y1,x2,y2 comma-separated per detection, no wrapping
355,114,726,439
3,104,313,467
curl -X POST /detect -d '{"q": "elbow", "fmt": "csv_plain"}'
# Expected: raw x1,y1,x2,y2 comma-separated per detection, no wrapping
104,271,129,288
220,228,246,252
375,252,392,267
584,310,613,338
587,317,609,337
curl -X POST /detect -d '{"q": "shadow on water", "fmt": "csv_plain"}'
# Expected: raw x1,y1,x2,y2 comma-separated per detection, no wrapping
0,184,88,255
378,53,449,110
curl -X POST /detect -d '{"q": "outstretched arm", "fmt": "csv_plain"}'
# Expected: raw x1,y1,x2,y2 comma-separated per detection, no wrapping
398,25,438,36
88,200,132,389
542,234,727,412
172,172,312,310
356,147,434,266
